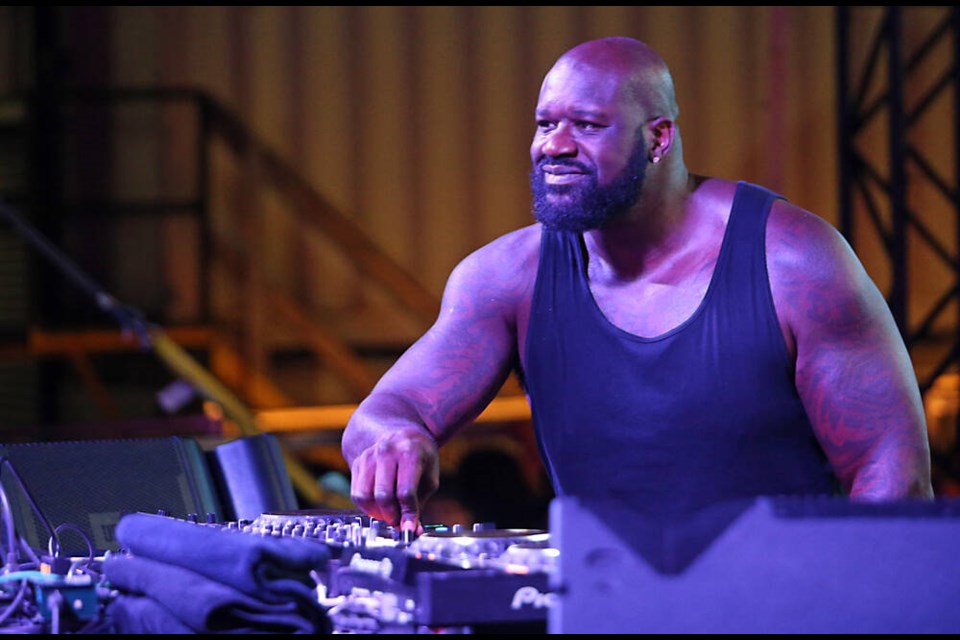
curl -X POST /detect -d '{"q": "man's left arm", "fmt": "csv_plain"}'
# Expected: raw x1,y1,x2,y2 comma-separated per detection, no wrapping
769,203,934,499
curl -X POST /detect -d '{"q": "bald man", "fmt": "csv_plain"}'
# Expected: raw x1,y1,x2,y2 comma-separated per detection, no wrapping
342,36,934,533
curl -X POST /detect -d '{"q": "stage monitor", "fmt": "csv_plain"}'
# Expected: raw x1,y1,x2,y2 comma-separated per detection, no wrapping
550,494,960,633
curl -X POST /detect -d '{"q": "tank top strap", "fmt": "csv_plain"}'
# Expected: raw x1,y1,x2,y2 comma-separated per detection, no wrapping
725,181,784,248
715,181,785,289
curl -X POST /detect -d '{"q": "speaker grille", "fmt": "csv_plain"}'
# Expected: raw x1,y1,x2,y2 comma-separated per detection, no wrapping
0,436,222,555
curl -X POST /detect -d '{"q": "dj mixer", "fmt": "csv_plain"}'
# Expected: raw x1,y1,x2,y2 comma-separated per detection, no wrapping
222,508,556,633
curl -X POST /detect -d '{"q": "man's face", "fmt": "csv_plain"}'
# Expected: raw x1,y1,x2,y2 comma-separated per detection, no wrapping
529,61,648,232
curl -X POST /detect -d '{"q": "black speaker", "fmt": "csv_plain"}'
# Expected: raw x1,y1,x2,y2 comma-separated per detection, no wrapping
206,433,299,522
549,495,960,633
0,436,223,556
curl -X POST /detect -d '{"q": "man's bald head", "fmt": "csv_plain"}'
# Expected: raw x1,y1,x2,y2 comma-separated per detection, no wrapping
551,36,679,121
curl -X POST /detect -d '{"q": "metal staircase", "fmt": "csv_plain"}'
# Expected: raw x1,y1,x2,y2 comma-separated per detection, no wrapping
0,87,438,428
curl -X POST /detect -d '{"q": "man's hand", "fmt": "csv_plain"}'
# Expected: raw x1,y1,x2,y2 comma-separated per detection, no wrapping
348,428,440,532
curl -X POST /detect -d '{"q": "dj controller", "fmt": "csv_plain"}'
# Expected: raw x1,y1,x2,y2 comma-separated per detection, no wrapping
9,495,960,633
221,508,556,633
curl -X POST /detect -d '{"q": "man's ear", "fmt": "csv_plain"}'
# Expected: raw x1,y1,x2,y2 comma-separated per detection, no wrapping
648,117,676,163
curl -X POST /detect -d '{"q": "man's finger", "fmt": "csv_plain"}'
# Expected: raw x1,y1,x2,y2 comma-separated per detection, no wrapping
373,455,401,526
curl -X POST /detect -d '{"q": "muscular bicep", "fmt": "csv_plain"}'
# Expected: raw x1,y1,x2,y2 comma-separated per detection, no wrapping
354,237,534,446
793,269,930,496
770,207,933,499
371,301,517,444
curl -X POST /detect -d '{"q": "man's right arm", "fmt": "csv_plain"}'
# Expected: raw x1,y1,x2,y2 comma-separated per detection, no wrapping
341,227,538,531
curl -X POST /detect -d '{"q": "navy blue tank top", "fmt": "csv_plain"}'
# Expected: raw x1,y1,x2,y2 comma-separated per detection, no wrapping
523,181,838,517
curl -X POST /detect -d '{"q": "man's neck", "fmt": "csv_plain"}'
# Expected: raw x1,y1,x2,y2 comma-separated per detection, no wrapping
584,167,700,279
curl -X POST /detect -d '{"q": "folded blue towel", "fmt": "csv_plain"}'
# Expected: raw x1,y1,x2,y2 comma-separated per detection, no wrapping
103,513,331,634
104,592,195,634
105,555,319,633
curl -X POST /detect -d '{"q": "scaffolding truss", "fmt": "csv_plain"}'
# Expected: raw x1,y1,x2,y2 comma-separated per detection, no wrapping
836,6,960,394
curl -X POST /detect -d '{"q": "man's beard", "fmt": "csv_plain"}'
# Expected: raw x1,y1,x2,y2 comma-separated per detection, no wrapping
529,140,648,233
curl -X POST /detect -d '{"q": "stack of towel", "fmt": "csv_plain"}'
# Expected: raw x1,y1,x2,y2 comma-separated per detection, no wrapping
103,513,331,634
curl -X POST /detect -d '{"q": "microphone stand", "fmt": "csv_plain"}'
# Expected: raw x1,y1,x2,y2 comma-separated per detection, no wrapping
0,196,350,509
